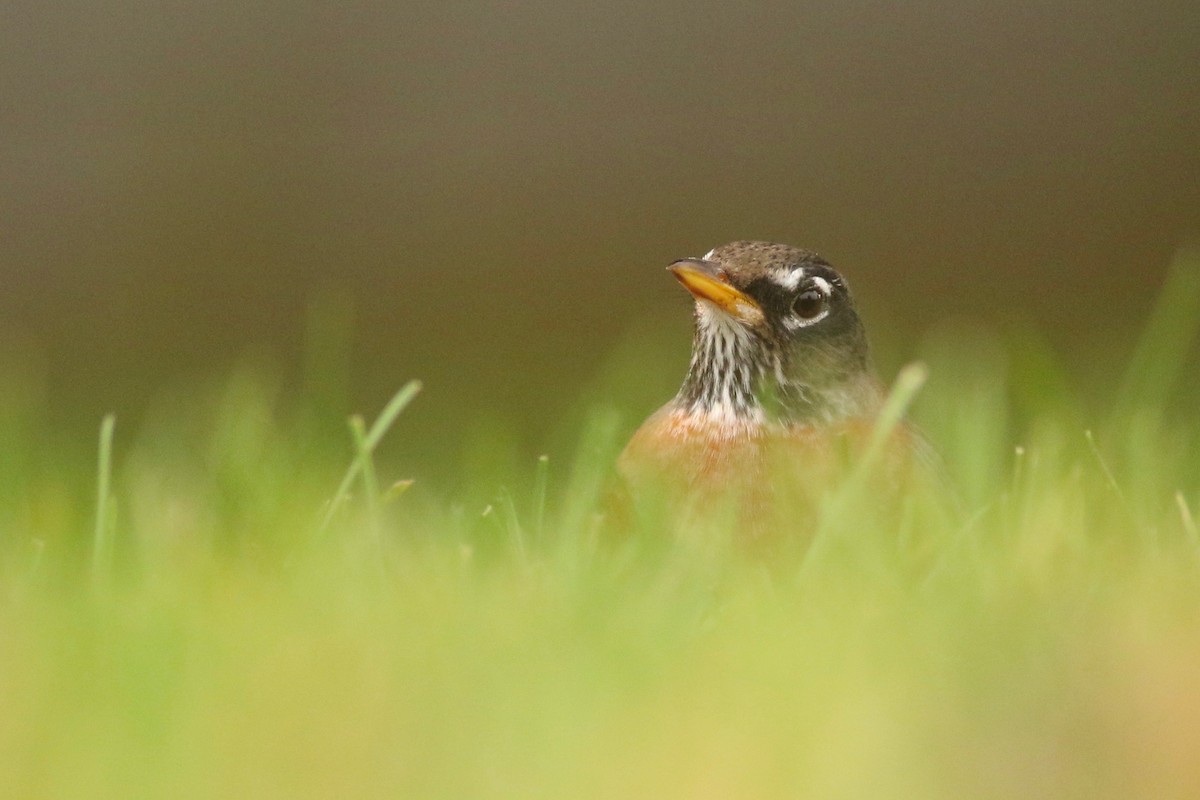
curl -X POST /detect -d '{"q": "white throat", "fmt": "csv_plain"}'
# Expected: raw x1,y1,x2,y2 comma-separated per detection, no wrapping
675,303,768,424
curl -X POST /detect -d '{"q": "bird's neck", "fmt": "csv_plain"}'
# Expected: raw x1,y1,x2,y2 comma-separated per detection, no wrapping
768,370,884,425
673,310,882,427
674,309,770,425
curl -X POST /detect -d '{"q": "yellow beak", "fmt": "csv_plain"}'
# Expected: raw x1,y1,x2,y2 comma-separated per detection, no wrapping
668,259,764,325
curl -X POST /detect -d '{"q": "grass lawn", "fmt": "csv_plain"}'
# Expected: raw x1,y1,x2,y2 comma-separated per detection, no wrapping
1,253,1198,798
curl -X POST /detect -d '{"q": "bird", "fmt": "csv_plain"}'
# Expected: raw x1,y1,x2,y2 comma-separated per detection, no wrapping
618,240,929,537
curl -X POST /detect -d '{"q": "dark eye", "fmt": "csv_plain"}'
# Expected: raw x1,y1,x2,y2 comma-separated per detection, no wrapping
792,289,826,319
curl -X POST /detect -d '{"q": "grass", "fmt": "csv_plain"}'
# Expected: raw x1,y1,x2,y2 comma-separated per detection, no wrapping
1,252,1199,798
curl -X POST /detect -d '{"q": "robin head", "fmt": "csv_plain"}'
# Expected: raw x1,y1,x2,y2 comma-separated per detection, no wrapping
669,241,881,425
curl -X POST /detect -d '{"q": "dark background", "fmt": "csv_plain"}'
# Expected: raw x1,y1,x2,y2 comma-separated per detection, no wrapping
3,1,1198,476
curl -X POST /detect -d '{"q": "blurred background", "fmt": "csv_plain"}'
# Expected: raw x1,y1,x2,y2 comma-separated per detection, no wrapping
2,0,1198,481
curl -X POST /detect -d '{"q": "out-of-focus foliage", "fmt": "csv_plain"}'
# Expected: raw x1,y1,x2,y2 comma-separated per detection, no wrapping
0,254,1197,799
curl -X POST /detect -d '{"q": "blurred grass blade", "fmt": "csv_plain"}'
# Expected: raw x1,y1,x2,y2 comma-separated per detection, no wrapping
383,479,415,504
1177,491,1199,549
556,406,621,537
319,380,422,534
1084,429,1126,503
91,414,116,580
497,488,528,564
27,538,46,581
350,416,379,509
533,454,550,540
861,361,929,471
799,362,928,579
362,380,424,453
349,414,381,520
1114,248,1200,421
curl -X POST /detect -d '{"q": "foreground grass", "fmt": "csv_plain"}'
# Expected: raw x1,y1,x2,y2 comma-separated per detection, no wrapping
2,256,1199,799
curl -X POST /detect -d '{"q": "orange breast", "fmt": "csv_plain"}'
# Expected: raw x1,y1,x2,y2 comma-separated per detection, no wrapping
619,407,765,493
618,406,931,541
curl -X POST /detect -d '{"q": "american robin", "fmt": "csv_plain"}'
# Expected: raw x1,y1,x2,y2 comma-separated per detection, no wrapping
619,241,926,533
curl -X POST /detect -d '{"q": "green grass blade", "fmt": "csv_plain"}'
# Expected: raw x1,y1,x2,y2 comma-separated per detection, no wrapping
363,381,424,453
349,415,381,518
497,488,528,564
91,414,116,580
533,454,550,541
1177,491,1199,549
319,380,422,534
860,361,929,471
1114,248,1200,420
798,362,929,579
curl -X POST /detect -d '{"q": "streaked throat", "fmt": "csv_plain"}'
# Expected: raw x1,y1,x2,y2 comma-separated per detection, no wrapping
675,304,769,424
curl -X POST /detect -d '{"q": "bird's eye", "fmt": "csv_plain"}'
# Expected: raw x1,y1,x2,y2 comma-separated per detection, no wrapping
792,289,826,320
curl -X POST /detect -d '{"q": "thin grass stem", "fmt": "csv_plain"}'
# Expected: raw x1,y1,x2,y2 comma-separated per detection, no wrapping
860,361,930,469
319,380,422,534
798,362,928,580
497,488,528,565
1084,429,1127,506
1176,491,1199,549
349,415,380,518
533,454,550,541
1113,249,1200,422
91,414,116,580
